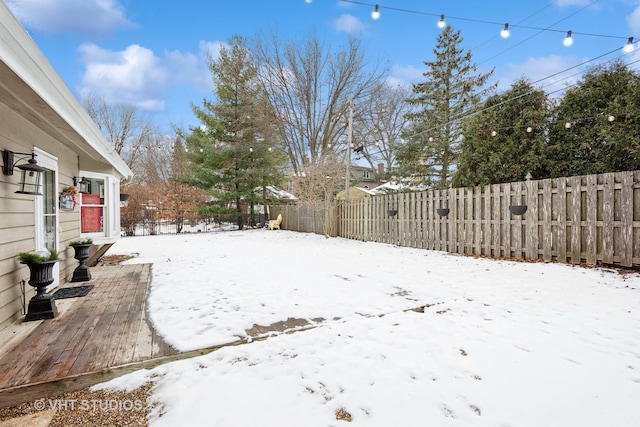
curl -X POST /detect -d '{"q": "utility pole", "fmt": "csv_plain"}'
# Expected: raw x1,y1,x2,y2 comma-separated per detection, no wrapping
345,99,353,200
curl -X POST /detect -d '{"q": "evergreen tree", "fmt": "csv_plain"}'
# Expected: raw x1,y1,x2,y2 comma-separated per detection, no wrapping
454,78,551,186
396,25,495,189
184,35,286,229
547,60,640,177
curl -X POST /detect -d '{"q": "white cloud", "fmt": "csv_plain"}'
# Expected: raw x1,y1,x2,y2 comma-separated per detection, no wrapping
626,3,640,36
77,40,222,112
78,43,167,111
389,64,424,85
495,55,584,96
164,41,222,91
554,0,592,6
6,0,134,37
199,40,225,63
333,14,365,34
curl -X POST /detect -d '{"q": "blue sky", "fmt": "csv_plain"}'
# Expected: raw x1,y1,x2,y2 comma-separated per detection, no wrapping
6,0,640,133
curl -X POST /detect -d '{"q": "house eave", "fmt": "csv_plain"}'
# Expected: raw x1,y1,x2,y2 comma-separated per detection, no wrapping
0,3,132,179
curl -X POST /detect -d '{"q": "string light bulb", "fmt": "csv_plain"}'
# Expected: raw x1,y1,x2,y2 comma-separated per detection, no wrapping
438,14,445,29
526,126,533,133
491,130,497,137
500,23,510,39
623,37,634,54
608,115,615,122
565,122,572,129
371,4,380,20
563,30,573,47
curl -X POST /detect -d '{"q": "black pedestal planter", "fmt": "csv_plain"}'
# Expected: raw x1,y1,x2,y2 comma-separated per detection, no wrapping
21,260,59,321
436,208,450,217
70,244,92,282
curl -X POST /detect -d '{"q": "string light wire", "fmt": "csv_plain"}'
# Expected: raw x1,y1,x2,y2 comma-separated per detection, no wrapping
339,0,633,42
476,0,601,66
310,1,639,152
407,46,631,142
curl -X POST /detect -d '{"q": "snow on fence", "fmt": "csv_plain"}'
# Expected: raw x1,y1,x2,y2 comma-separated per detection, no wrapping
271,170,640,267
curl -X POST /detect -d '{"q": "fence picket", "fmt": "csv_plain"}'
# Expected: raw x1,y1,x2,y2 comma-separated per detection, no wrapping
492,184,501,257
557,178,567,263
570,176,581,264
621,172,633,266
602,173,614,264
526,178,538,260
585,174,597,265
542,179,552,261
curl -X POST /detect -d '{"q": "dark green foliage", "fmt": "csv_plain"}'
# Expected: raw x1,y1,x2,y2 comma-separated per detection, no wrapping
454,78,551,186
183,35,287,229
18,250,59,263
69,238,93,246
547,60,640,177
396,26,495,189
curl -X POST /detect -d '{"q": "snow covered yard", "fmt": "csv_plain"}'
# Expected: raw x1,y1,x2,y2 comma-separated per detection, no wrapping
97,230,640,426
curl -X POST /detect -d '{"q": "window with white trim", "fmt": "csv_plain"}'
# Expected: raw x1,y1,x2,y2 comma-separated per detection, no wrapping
78,172,119,240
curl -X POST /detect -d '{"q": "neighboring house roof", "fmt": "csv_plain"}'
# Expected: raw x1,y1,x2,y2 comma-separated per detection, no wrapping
369,180,430,195
0,3,132,179
336,186,374,200
259,185,298,202
354,181,382,190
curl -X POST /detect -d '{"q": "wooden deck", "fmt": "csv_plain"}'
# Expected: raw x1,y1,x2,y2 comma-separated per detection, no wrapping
0,263,177,408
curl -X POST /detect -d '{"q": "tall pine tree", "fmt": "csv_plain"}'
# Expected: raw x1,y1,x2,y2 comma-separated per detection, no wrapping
397,25,495,189
184,35,286,229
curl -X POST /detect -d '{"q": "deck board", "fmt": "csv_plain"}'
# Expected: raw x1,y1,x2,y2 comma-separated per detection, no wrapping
0,263,176,397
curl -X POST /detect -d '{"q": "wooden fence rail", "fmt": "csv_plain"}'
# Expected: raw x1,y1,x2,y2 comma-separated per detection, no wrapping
271,170,640,267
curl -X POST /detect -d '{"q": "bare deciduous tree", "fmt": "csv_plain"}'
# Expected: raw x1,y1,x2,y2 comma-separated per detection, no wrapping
252,30,387,175
352,82,412,180
294,155,345,237
83,93,156,179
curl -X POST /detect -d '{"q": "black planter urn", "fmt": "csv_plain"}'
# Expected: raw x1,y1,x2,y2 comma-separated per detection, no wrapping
436,208,450,217
509,205,528,216
387,209,398,217
70,244,92,282
21,260,59,321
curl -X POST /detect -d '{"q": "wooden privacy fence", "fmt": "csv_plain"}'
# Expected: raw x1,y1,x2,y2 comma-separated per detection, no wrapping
271,170,640,267
273,202,336,237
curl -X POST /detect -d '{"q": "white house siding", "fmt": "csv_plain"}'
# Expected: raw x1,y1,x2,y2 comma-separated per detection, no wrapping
0,91,81,326
0,3,132,328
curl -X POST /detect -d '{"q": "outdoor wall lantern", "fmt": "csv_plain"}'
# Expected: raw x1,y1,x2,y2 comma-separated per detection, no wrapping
73,176,90,193
2,150,46,195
